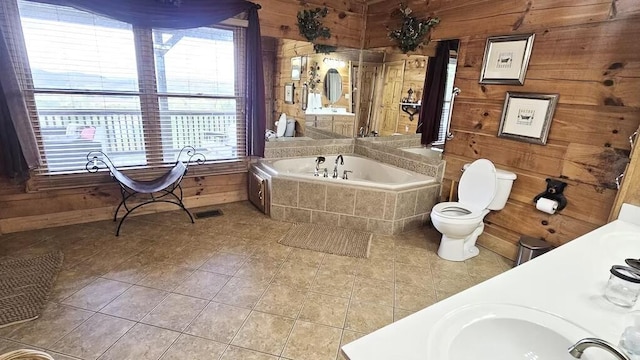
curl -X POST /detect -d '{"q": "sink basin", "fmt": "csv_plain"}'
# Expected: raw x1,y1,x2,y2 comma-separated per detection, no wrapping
427,303,595,360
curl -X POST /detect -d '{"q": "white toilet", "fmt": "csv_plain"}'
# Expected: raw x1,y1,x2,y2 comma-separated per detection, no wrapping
430,159,517,261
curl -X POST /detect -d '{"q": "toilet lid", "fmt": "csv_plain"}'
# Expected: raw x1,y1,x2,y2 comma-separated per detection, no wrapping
276,114,287,137
458,159,497,210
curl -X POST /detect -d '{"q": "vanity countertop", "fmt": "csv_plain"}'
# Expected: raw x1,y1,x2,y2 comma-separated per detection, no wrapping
305,109,355,116
342,204,640,360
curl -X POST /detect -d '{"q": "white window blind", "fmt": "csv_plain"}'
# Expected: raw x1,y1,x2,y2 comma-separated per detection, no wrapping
433,57,458,145
10,0,247,181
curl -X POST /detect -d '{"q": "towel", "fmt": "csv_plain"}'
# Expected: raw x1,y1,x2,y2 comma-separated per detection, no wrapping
313,93,323,109
306,92,316,113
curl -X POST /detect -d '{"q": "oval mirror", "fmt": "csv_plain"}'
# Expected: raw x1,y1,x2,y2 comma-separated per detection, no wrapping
324,68,342,104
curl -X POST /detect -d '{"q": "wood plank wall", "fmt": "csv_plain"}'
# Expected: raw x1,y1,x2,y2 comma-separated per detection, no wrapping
254,0,366,49
0,173,248,234
275,39,314,134
366,0,640,259
257,0,366,135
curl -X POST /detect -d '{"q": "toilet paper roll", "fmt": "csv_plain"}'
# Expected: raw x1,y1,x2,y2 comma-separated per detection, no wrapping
536,197,558,214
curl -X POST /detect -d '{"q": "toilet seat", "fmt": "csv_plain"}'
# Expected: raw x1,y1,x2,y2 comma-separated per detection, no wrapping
432,202,483,220
432,159,498,220
276,114,287,137
458,159,497,209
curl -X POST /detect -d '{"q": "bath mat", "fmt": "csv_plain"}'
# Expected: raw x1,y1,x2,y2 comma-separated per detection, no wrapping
0,251,63,329
279,223,372,258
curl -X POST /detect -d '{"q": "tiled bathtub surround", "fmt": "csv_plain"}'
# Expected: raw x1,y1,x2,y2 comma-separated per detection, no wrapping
304,127,350,140
358,134,423,149
270,177,440,235
354,137,445,184
264,138,354,159
265,134,444,185
264,134,445,234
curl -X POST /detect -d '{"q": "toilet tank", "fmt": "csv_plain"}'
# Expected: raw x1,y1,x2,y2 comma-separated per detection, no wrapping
488,168,517,210
462,163,517,211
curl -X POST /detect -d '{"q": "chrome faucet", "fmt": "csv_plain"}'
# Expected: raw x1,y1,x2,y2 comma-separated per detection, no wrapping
568,338,630,360
333,155,344,178
314,156,325,176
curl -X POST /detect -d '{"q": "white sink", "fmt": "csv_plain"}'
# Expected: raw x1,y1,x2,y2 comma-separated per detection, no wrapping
427,303,595,360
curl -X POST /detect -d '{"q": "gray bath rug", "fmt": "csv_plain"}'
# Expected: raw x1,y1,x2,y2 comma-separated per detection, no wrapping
279,223,371,258
0,251,64,329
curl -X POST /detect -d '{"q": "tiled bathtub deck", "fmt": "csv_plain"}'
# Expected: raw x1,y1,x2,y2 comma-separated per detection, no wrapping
0,201,512,360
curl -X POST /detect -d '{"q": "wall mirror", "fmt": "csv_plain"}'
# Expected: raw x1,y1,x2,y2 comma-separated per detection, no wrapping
324,68,343,103
262,36,460,154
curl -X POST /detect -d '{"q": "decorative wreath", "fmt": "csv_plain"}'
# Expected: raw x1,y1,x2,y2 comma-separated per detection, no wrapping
297,7,335,53
388,3,440,53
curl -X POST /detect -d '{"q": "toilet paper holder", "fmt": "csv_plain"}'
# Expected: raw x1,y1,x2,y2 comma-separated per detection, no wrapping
533,178,568,212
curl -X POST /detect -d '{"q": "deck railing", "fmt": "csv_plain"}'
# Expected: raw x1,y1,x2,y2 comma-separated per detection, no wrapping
37,110,237,153
36,110,238,172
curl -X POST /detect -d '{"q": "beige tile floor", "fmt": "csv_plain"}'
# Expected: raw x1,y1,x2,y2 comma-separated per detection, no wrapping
0,201,513,360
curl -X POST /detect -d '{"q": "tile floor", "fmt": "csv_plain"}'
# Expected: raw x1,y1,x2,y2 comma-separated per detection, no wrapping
0,201,513,360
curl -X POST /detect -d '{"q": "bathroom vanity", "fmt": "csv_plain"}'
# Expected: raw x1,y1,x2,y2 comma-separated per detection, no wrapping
304,113,356,137
342,203,640,360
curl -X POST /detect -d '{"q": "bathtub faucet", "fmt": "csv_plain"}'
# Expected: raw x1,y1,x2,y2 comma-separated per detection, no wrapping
333,155,344,178
314,156,326,176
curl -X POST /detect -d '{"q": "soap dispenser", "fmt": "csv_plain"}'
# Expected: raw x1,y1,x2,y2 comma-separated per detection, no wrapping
620,314,640,359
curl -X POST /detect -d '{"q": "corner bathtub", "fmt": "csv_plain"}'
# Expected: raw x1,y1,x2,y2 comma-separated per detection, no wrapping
259,155,435,191
257,155,441,235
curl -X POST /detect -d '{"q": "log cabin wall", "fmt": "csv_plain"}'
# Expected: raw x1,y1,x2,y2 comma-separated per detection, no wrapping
366,0,640,259
0,173,248,234
254,0,366,49
274,39,314,134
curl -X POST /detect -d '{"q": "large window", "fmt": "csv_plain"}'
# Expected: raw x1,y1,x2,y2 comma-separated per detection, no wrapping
434,57,458,146
14,0,245,174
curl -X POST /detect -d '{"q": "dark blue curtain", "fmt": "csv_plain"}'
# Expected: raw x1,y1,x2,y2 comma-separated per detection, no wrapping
34,0,257,29
32,0,267,157
245,6,265,157
417,40,457,145
0,24,40,180
0,79,29,180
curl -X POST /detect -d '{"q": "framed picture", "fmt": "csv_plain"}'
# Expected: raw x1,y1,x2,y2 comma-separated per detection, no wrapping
284,82,295,104
479,33,535,85
291,56,302,81
498,92,559,145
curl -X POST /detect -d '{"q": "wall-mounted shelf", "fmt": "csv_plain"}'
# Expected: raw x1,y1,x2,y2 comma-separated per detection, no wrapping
400,102,421,121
